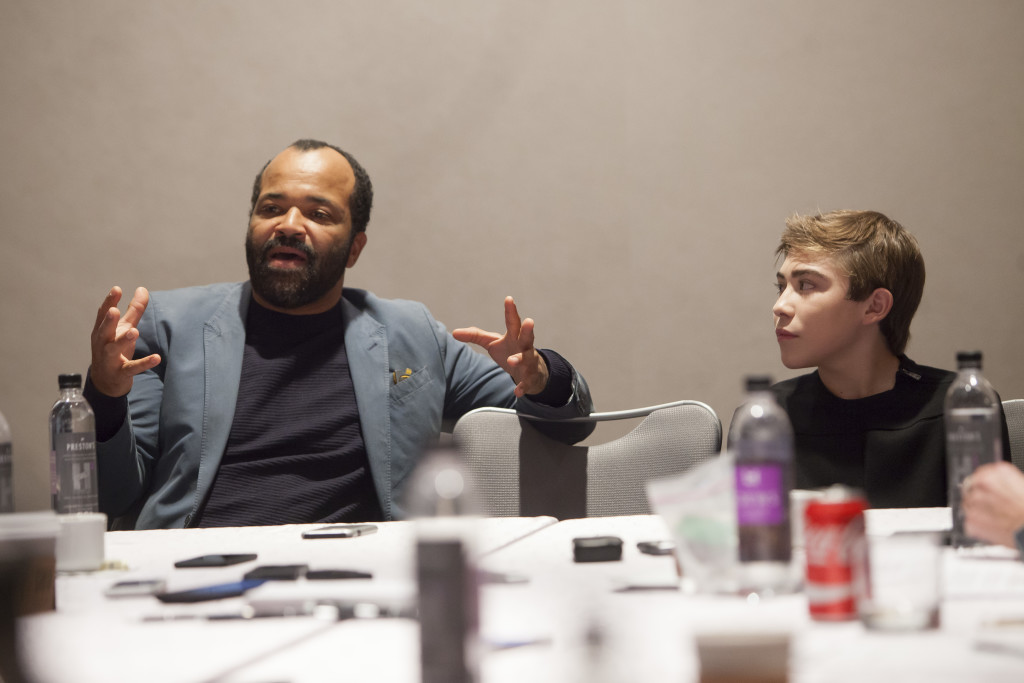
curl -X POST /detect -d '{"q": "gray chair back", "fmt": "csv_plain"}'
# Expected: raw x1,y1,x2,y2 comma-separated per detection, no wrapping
452,400,722,519
1003,399,1024,472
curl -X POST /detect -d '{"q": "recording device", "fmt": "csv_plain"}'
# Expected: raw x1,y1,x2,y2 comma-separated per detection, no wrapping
572,536,623,562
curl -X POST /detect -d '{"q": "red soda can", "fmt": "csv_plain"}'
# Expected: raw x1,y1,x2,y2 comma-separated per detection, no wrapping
803,486,867,621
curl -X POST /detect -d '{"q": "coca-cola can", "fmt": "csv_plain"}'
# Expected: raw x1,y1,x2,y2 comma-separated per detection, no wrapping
804,486,867,621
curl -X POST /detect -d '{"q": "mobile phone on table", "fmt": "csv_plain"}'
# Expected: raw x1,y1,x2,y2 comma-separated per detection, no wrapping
174,553,258,568
104,579,167,598
301,524,378,539
305,569,373,580
637,540,676,556
155,579,266,603
243,564,307,581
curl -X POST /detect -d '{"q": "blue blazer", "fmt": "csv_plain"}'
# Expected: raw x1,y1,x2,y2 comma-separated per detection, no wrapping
97,282,593,529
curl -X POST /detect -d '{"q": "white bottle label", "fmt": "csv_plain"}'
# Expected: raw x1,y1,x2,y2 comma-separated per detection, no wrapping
947,408,1002,476
54,431,98,513
947,407,1001,546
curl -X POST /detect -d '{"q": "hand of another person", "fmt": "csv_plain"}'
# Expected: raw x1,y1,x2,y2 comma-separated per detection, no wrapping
452,296,549,397
89,286,162,397
963,461,1024,548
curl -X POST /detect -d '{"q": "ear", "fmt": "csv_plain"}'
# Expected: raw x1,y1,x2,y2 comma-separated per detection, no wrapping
862,287,893,325
347,232,368,268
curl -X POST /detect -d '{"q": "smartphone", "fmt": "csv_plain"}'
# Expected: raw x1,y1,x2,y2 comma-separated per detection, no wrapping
174,553,258,568
243,564,307,581
301,524,378,539
637,540,676,556
104,579,167,598
155,579,266,603
305,569,373,580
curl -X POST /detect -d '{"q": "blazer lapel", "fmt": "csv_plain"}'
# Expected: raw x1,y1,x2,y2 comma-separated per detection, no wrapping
342,297,392,519
193,283,249,520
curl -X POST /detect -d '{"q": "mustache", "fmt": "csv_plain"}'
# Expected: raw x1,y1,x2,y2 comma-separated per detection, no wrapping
260,236,315,261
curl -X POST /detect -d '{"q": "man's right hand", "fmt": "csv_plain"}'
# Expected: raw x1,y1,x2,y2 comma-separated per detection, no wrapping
90,286,162,397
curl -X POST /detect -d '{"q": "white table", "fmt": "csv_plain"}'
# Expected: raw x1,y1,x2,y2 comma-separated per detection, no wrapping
19,517,556,683
475,511,1024,683
16,511,1024,682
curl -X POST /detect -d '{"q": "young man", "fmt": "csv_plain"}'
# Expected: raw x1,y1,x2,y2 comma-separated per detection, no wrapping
769,210,1011,508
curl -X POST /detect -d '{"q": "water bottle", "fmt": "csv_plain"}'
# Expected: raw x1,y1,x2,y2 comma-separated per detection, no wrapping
732,375,794,595
406,448,480,683
945,351,1003,548
0,408,12,513
49,374,99,514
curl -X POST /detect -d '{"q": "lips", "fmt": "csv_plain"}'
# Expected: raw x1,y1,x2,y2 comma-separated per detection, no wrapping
262,241,313,270
268,246,307,263
776,329,797,341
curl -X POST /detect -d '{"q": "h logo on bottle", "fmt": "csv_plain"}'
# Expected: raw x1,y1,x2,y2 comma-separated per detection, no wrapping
71,462,91,492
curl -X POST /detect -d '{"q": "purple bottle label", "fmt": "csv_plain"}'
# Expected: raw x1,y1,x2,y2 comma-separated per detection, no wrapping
735,464,784,525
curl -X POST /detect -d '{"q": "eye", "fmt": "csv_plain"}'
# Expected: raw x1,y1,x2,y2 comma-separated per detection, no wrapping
312,209,333,222
798,280,814,291
256,204,281,217
774,282,785,295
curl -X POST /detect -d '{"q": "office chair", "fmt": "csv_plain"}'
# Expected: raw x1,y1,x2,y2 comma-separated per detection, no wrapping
1003,399,1024,473
452,400,722,519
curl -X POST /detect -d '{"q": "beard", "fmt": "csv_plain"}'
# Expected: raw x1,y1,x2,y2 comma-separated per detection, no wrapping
245,231,353,310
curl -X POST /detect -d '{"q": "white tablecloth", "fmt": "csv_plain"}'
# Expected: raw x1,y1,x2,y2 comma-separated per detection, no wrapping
16,511,1024,682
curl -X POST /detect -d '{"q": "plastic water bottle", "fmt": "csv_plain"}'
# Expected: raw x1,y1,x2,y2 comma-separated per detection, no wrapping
945,351,1003,548
49,374,99,514
406,448,480,683
732,375,794,595
0,408,12,513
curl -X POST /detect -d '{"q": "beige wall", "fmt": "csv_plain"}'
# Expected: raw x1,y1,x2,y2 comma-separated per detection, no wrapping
2,0,1022,512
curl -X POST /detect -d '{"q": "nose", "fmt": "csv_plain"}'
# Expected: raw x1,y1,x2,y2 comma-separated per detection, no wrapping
772,286,793,320
274,207,307,239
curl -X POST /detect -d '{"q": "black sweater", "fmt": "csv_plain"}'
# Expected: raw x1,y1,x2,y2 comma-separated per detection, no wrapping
772,356,1011,509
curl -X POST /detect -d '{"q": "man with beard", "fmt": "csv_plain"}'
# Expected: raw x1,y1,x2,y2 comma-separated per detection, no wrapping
86,139,594,529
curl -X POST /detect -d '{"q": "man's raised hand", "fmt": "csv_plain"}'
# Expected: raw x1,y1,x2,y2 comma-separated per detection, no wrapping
89,286,161,397
452,296,549,397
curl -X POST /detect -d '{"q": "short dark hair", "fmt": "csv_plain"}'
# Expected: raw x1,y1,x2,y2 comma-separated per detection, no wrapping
777,210,925,356
249,139,374,233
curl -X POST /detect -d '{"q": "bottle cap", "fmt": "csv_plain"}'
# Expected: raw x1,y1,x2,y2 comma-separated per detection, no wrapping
58,374,83,389
955,351,982,370
744,375,772,392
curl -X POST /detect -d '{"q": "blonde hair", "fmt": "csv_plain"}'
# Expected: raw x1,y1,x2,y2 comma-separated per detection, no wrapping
777,210,925,356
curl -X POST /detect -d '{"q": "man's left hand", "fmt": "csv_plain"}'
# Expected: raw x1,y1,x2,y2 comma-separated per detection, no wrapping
453,296,549,397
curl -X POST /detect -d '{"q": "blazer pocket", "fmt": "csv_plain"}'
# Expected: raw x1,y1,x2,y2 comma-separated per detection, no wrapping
389,367,431,405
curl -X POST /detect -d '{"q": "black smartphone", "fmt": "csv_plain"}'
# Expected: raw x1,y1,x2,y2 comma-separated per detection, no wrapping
305,569,373,580
301,524,378,539
243,564,307,581
155,579,266,603
637,540,676,556
104,579,167,598
174,553,258,568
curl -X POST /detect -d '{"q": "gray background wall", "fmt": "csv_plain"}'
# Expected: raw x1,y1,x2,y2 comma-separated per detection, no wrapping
2,1,1022,512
